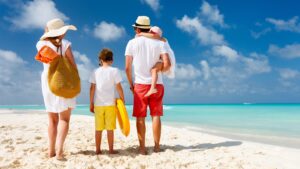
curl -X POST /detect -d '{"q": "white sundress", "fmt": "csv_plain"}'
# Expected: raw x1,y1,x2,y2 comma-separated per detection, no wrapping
36,39,76,113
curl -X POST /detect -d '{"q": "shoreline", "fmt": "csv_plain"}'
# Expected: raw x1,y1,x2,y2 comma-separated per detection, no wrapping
0,110,300,168
164,121,300,149
1,108,300,150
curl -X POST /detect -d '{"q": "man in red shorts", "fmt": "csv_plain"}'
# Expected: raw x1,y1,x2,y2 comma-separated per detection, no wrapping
125,16,171,154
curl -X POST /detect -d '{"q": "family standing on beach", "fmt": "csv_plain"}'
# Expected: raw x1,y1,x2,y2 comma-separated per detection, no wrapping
35,16,175,159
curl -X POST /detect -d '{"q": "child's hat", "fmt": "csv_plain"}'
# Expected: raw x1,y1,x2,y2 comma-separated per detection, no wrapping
150,26,163,37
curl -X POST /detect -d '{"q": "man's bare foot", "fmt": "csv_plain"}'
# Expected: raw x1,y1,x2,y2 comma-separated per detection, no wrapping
139,148,148,155
154,146,161,153
109,150,119,154
144,88,157,97
95,150,102,155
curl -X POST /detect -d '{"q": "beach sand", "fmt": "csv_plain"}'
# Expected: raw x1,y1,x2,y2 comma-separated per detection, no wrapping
0,109,299,169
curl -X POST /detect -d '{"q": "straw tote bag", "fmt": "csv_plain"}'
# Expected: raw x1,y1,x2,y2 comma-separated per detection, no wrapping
48,45,81,98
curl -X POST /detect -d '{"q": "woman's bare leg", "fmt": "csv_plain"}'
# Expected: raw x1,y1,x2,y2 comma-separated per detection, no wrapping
56,108,71,160
48,113,59,158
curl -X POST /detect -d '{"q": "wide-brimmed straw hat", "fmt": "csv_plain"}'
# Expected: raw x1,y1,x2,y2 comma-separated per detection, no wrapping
132,16,151,29
40,18,77,40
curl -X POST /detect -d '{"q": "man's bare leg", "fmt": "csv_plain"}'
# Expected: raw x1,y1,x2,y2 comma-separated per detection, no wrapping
136,117,147,154
152,116,161,152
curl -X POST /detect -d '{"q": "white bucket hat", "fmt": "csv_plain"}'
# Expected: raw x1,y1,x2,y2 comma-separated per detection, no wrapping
40,18,77,40
132,16,151,29
150,26,163,37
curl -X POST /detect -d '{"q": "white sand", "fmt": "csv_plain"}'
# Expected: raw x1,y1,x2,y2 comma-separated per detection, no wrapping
0,109,299,169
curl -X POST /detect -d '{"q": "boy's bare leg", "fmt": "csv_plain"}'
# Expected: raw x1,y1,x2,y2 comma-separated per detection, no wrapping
48,113,59,158
145,62,163,97
95,131,102,154
107,130,118,154
136,117,147,155
152,116,161,152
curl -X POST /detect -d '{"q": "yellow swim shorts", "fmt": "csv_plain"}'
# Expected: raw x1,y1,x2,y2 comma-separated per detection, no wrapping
94,106,116,131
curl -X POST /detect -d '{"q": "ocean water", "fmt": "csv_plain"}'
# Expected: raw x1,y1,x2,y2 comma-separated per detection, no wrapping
1,104,300,148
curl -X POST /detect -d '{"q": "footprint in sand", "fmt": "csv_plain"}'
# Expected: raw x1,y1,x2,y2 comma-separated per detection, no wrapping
35,136,42,140
5,145,15,152
9,159,21,168
0,125,10,131
1,138,13,144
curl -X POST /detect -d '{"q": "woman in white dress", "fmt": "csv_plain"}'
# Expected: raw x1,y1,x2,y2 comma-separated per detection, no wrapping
36,18,78,159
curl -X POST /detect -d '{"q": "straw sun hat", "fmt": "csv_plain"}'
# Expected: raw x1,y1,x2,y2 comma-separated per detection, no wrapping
40,18,77,40
132,16,151,29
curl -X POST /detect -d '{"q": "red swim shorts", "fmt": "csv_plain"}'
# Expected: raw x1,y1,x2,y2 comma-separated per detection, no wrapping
133,84,164,118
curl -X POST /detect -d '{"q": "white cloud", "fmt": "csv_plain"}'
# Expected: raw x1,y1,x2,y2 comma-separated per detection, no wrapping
0,49,25,63
176,15,225,45
93,21,126,42
0,49,101,105
141,0,160,12
250,28,271,39
199,1,226,27
175,63,201,80
0,49,41,104
174,2,273,97
266,16,300,33
279,68,299,79
73,51,95,81
72,51,97,103
212,45,239,61
207,51,271,83
244,53,271,75
9,0,69,30
200,60,210,80
268,44,300,59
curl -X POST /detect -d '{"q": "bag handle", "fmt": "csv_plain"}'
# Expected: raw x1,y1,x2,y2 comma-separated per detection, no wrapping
56,44,63,57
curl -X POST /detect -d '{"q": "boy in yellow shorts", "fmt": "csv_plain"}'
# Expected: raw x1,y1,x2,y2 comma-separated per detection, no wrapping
89,48,125,154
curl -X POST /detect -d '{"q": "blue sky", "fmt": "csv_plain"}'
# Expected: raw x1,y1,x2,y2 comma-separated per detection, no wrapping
0,0,300,105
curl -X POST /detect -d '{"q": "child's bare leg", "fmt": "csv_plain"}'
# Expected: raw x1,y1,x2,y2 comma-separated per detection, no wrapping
107,130,118,154
145,62,163,97
95,131,102,154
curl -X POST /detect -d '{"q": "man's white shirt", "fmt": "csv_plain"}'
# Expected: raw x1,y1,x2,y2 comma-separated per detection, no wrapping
125,36,168,84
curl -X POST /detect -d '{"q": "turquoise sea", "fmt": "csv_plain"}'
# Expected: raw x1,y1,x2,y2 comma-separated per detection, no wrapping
1,104,300,148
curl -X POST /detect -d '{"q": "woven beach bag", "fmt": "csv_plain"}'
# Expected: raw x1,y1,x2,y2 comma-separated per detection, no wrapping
48,46,81,98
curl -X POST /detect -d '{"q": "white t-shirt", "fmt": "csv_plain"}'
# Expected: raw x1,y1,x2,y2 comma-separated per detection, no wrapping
89,66,122,106
125,36,168,84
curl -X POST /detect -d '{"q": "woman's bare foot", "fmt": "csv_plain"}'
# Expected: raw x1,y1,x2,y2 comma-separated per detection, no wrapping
109,150,119,154
144,88,157,97
48,151,56,158
95,150,102,155
55,154,65,161
56,150,65,160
